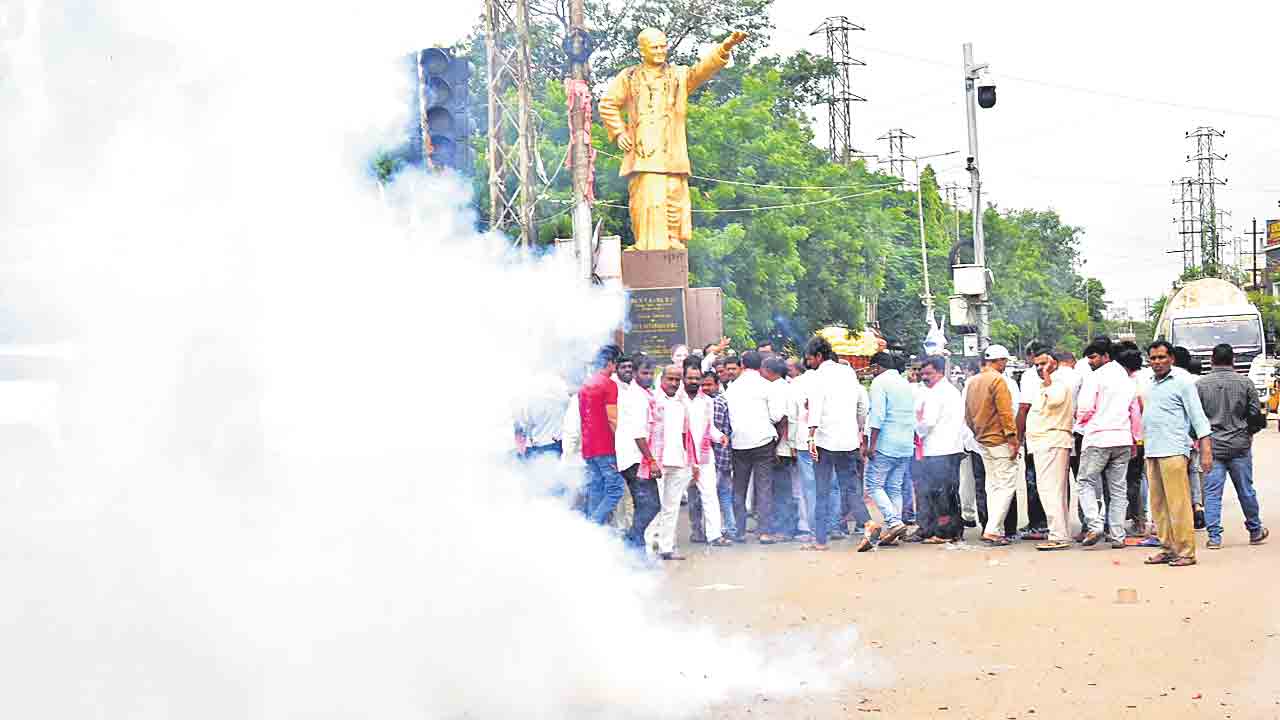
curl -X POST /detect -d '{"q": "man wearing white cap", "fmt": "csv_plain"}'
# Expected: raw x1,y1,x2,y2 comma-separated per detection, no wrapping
964,344,1021,545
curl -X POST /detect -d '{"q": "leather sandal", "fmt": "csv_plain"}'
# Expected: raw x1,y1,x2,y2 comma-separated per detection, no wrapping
1168,556,1197,567
1145,552,1176,565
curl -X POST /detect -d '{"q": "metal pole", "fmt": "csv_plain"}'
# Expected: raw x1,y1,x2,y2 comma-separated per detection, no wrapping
1253,218,1261,290
915,158,933,320
514,0,537,248
568,0,593,281
963,42,990,350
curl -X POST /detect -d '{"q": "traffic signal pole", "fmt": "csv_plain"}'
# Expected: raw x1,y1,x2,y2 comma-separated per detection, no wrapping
568,0,594,282
963,42,991,351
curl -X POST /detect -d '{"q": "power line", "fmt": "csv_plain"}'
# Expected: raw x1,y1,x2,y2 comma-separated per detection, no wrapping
588,185,897,214
856,44,1280,122
594,146,903,191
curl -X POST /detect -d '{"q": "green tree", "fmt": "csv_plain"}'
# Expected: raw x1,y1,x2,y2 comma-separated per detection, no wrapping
429,1,1107,355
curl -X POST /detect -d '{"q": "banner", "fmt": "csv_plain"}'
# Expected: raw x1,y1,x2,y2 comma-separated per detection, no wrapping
1267,219,1280,249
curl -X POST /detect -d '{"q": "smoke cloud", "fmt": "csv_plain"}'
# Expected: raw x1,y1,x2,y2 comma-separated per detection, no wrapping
0,2,876,717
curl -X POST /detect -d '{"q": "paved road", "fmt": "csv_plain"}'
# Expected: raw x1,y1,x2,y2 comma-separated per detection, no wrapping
665,432,1280,719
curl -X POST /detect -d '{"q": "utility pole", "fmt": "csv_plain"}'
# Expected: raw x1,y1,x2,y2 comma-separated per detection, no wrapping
912,151,959,322
963,42,992,350
565,0,594,281
484,0,539,247
878,128,913,181
1248,218,1263,290
811,17,866,164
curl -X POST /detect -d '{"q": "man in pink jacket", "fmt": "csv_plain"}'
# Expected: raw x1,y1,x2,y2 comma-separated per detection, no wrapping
1075,347,1144,548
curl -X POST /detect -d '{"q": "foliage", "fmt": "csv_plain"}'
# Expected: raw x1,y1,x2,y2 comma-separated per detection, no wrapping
1248,291,1280,347
427,0,1109,354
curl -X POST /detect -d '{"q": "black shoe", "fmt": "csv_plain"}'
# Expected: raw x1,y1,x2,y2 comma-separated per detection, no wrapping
1194,509,1206,530
963,519,977,528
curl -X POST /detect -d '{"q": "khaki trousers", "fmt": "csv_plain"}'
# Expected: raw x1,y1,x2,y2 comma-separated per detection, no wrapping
1033,447,1072,543
1147,455,1196,560
628,172,692,250
979,443,1019,537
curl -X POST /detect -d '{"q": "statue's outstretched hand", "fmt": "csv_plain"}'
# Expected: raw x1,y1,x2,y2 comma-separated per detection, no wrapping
724,31,748,49
617,134,634,152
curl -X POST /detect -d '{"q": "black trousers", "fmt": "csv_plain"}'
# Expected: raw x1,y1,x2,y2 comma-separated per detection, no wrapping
620,464,659,548
920,453,965,539
733,442,775,538
972,450,1018,536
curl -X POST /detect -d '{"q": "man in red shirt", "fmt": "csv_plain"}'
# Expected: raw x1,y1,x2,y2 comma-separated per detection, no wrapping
580,345,624,524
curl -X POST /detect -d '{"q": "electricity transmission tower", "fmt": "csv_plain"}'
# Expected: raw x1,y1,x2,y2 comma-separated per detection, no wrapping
1171,176,1198,272
1186,127,1227,275
878,128,914,181
483,0,539,247
811,17,866,164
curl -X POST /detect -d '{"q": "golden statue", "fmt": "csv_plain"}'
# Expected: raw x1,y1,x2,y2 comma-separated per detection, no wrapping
599,29,748,251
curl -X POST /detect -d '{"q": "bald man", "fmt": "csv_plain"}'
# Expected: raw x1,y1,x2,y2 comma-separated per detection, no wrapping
599,28,747,250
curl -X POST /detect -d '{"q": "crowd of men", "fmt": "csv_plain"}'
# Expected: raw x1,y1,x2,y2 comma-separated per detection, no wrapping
516,335,1269,567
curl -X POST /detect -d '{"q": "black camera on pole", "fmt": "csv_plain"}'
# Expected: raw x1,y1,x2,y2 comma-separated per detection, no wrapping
977,82,997,109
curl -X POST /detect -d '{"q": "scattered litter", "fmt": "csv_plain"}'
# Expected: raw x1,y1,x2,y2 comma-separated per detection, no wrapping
987,559,1004,567
944,542,979,552
695,584,744,592
1116,588,1139,604
1192,693,1203,700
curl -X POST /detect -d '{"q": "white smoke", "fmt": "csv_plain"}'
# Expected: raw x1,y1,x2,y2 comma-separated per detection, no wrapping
0,1,878,717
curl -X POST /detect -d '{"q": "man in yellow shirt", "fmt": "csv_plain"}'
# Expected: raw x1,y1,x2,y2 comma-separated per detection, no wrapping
1026,349,1076,550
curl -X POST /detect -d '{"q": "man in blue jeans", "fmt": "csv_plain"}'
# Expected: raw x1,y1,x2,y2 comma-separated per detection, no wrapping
1196,343,1269,549
862,351,918,550
799,335,865,551
579,345,625,524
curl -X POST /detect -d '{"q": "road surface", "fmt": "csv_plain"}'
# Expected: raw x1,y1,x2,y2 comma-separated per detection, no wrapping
665,432,1280,719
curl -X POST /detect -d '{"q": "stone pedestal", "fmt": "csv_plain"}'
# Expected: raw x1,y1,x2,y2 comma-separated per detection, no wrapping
620,250,722,359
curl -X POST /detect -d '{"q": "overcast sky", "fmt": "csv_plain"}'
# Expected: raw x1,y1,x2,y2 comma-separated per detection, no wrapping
430,2,1280,319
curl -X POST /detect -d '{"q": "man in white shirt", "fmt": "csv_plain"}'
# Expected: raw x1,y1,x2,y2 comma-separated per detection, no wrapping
724,351,786,543
682,364,730,546
643,365,701,560
913,356,967,543
762,355,799,539
801,336,865,550
614,356,662,548
1075,343,1142,548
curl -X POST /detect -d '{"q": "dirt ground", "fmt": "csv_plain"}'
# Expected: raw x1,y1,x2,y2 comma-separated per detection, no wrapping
664,432,1280,720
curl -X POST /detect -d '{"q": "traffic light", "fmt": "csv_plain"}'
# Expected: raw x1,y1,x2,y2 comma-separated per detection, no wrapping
413,48,472,173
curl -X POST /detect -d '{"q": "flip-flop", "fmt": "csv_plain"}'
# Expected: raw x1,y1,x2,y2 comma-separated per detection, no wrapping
1145,552,1176,565
758,535,777,545
799,543,829,551
710,537,733,547
981,534,1011,546
1036,541,1071,551
923,537,948,545
1168,556,1197,567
